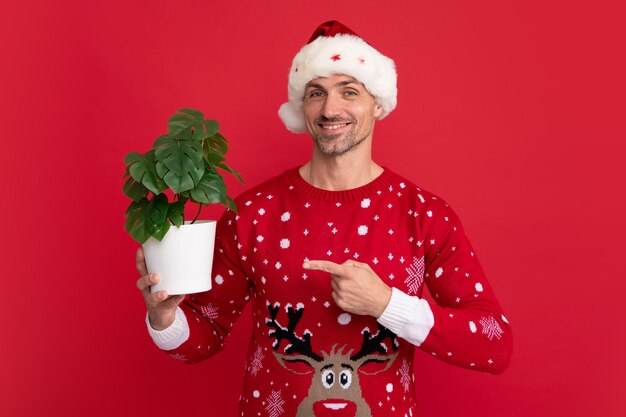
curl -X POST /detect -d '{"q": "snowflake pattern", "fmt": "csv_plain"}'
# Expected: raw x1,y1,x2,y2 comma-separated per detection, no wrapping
250,346,265,376
265,390,286,417
199,304,219,320
404,256,425,294
169,353,187,362
399,359,411,392
479,316,504,340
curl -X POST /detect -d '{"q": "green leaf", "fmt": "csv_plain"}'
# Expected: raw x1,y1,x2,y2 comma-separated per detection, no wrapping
155,161,203,194
215,162,244,184
179,126,195,141
152,134,171,148
221,196,238,213
168,199,187,227
145,194,170,240
194,119,220,141
207,133,228,155
162,170,194,193
124,152,144,165
156,158,204,188
154,136,203,175
189,171,226,204
124,199,150,244
168,108,205,137
178,108,204,119
154,136,205,193
211,132,227,143
204,120,219,136
128,150,167,195
123,176,149,202
150,219,171,241
208,146,226,160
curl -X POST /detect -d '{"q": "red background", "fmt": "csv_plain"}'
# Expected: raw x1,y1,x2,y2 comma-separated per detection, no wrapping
1,1,624,416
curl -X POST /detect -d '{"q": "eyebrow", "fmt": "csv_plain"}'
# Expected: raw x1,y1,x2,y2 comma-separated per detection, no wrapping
305,78,361,91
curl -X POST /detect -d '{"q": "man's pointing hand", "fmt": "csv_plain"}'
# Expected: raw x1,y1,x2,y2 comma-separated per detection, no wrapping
303,259,392,318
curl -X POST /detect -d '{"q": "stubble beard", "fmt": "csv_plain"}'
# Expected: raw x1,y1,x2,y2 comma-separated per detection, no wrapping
310,117,372,156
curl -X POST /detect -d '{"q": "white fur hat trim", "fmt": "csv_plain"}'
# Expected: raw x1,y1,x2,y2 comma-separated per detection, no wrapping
278,34,397,133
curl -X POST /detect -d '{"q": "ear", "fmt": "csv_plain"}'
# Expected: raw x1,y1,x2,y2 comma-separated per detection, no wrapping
357,352,399,376
273,352,315,375
373,102,383,118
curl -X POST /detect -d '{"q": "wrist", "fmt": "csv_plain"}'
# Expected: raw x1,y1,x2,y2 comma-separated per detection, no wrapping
373,285,393,318
148,311,176,331
146,307,190,350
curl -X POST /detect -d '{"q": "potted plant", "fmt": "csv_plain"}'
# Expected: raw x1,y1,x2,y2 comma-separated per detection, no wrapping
123,108,243,295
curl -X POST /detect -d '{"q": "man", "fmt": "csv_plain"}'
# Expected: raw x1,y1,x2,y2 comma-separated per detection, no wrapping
136,20,512,417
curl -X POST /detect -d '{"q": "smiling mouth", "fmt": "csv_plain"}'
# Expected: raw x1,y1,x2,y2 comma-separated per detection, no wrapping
319,123,351,130
313,399,357,416
323,402,347,410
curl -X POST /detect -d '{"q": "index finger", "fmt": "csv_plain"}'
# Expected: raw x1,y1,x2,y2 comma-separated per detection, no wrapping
303,260,345,275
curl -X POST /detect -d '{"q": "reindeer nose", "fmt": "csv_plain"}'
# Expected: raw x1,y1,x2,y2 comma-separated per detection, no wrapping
313,399,357,417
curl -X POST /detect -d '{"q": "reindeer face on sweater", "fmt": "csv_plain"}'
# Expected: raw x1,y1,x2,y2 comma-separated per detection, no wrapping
266,302,399,417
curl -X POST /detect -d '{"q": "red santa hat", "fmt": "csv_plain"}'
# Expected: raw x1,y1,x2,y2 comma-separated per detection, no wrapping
278,20,398,133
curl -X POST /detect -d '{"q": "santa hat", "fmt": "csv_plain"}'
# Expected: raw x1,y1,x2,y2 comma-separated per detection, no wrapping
278,20,398,133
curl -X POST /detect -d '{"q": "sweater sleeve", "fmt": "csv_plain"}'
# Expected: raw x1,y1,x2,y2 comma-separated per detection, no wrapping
377,287,434,346
153,208,253,364
386,196,512,374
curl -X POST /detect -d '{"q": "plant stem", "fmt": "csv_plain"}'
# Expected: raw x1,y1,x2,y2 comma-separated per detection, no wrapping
192,203,203,224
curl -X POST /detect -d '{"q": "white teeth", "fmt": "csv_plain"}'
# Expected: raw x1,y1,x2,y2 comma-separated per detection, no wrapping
321,124,347,130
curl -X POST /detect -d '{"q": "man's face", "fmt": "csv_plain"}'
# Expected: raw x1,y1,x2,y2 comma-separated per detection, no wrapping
302,74,382,156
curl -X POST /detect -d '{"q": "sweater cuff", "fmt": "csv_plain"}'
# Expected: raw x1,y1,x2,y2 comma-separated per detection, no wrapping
377,287,434,346
145,307,190,351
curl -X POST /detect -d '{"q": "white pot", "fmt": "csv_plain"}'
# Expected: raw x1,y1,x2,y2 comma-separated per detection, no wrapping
142,220,216,295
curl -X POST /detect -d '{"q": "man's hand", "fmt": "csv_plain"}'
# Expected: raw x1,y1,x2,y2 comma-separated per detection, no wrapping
303,259,392,318
136,247,185,331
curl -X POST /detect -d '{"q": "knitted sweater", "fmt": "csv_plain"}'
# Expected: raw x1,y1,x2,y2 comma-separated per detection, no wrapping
148,166,512,417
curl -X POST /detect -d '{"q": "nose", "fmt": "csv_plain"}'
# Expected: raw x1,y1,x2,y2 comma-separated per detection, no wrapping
321,93,341,119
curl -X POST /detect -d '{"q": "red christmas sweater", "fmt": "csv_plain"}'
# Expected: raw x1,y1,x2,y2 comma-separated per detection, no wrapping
148,166,512,417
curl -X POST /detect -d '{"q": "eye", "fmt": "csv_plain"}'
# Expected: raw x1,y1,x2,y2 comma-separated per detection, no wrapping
339,370,352,389
344,90,357,96
321,369,335,388
308,91,324,98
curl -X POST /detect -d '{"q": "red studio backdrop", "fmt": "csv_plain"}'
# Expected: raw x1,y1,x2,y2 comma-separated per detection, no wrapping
1,1,624,416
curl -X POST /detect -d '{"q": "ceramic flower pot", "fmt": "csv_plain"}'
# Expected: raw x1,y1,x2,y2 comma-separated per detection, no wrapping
142,220,216,295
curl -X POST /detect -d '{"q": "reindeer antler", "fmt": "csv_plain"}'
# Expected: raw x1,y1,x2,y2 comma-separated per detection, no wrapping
266,301,323,362
350,324,399,361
